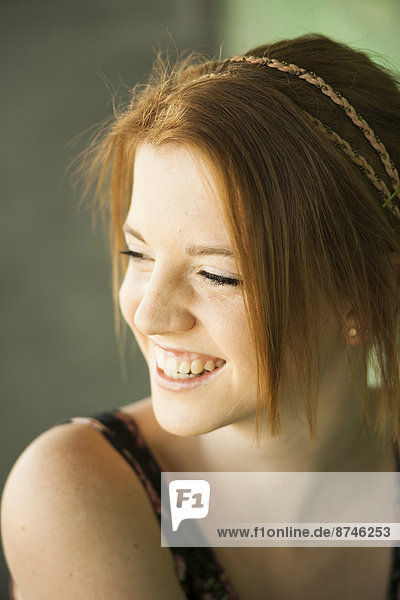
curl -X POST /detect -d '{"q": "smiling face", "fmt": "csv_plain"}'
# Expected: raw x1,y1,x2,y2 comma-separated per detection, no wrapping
119,143,259,435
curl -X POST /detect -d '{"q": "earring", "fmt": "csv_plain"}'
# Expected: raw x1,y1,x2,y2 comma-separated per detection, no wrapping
348,327,358,337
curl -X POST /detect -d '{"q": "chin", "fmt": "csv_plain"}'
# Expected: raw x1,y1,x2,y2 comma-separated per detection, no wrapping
152,403,219,436
151,389,256,437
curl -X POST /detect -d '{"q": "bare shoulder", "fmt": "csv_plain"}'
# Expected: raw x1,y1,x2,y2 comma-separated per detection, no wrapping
1,414,186,600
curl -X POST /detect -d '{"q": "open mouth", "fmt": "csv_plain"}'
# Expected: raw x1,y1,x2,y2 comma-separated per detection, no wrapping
156,361,225,380
154,345,225,380
152,347,226,390
153,362,225,391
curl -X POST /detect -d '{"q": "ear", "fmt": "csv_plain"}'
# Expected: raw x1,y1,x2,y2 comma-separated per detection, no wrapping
341,308,361,346
339,305,371,347
340,253,400,346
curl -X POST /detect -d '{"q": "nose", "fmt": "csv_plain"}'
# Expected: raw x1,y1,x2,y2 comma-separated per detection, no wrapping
132,270,196,336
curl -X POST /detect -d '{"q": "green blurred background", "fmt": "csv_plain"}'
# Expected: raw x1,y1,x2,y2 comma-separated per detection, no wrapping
224,0,400,61
1,0,399,595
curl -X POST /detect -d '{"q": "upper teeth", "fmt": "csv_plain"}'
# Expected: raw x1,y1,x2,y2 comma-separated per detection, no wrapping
155,346,224,375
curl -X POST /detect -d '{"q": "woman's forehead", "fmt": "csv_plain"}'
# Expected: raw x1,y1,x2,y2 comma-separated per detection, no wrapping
131,143,226,216
128,143,232,248
133,142,213,190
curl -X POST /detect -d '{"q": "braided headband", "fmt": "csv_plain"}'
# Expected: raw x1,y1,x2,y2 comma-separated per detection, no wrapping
228,55,400,220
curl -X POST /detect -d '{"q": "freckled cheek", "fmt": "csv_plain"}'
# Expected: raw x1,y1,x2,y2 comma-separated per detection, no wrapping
118,276,142,330
237,327,256,370
217,306,254,369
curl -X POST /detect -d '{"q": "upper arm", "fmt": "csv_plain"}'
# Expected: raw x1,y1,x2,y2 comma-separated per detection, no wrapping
1,422,186,600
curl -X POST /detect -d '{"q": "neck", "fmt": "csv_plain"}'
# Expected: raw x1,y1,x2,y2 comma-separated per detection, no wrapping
199,347,394,473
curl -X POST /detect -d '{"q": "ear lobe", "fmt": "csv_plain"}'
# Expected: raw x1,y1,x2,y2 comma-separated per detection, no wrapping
339,307,357,345
339,253,400,346
340,307,371,346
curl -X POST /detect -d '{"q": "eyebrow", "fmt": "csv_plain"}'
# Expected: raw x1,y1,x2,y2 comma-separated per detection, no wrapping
123,224,235,258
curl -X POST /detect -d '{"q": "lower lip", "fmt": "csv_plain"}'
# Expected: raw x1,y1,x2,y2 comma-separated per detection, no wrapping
152,360,225,391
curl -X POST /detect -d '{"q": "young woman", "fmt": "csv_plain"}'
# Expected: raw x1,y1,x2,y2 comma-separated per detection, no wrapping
2,33,400,600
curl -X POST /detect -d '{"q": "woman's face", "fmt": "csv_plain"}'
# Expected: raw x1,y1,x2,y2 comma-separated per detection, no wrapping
119,143,259,435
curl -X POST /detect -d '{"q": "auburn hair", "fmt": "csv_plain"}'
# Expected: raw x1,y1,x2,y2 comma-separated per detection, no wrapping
83,33,400,446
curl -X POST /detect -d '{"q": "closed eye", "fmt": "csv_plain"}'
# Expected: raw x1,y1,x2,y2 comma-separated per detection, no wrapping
119,250,242,287
120,250,149,261
198,271,241,286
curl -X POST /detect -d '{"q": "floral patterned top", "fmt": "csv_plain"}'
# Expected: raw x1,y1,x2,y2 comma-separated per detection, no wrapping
9,408,400,599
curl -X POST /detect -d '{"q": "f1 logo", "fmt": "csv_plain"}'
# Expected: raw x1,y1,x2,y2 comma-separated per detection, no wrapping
169,480,210,531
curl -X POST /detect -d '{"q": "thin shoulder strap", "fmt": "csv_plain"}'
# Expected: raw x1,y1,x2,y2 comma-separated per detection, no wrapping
65,409,162,517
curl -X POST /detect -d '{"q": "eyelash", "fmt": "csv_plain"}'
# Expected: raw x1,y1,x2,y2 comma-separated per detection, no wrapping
119,250,242,287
